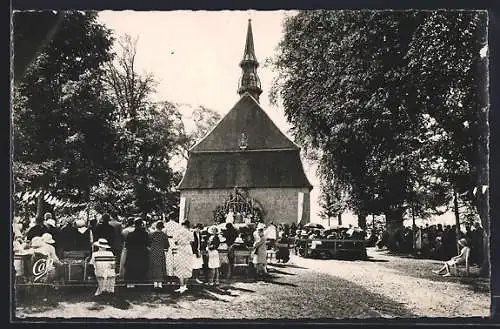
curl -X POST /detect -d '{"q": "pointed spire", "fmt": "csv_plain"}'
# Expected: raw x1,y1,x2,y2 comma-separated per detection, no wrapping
243,19,257,62
238,19,262,102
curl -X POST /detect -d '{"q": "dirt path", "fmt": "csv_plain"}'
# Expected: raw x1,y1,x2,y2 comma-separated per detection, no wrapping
292,248,490,318
15,248,490,319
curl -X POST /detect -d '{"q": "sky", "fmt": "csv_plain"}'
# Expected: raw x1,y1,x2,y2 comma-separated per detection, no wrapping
96,10,456,227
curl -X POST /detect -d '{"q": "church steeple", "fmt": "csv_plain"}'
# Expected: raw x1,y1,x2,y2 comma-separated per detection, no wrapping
238,19,262,103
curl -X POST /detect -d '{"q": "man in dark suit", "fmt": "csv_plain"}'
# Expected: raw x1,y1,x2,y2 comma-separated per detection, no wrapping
56,217,78,257
109,214,123,270
26,213,49,241
93,213,115,253
108,215,123,249
191,223,204,284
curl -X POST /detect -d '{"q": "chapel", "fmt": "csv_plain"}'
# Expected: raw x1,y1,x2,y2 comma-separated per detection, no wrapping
178,19,312,226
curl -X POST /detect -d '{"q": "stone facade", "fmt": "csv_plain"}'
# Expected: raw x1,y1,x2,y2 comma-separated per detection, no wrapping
181,187,310,226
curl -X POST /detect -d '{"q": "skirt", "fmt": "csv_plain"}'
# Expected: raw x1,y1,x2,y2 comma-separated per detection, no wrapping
95,276,116,295
165,248,174,276
208,250,220,269
192,254,204,270
173,245,193,279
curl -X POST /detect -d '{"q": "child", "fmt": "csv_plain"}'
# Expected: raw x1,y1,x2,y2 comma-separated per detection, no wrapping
207,226,220,286
253,228,268,278
218,235,230,280
89,238,116,296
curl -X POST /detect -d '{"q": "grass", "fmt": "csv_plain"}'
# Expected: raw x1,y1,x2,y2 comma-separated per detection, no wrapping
372,249,490,294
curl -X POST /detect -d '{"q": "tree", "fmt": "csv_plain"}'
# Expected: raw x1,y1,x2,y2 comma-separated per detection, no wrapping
13,11,117,218
271,11,431,239
13,11,65,85
316,155,350,227
405,11,489,274
271,10,488,255
98,34,184,218
181,105,221,159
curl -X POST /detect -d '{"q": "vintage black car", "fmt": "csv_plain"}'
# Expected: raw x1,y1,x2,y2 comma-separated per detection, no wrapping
295,227,367,259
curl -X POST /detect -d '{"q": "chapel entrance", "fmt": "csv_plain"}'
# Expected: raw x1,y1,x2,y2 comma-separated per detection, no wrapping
214,187,264,224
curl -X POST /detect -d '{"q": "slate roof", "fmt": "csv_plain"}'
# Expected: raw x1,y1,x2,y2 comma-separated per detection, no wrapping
190,94,298,152
178,150,313,190
179,93,312,190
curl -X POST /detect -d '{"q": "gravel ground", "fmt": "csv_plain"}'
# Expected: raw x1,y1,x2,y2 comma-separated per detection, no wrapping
14,247,490,320
293,248,490,318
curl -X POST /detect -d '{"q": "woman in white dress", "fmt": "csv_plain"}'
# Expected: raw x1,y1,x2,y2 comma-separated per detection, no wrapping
432,238,470,277
173,221,194,293
89,238,116,296
163,218,181,277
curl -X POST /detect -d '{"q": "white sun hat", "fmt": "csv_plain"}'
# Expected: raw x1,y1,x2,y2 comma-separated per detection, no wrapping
41,233,55,244
93,238,111,249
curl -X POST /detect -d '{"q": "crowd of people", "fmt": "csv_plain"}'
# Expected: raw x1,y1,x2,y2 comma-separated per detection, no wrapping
14,210,486,296
374,222,485,266
12,212,291,296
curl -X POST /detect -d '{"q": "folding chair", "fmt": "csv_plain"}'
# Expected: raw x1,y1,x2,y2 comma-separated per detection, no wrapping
62,250,92,283
451,248,471,276
232,249,251,276
266,249,276,264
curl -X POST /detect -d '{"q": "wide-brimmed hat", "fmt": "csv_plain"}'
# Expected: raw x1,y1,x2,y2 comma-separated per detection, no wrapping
208,225,219,235
41,233,55,244
45,219,56,227
93,238,111,249
75,219,86,228
234,237,245,244
31,237,45,248
458,238,468,246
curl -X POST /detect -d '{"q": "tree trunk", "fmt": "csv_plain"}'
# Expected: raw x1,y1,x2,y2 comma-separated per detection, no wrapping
411,207,416,252
474,33,490,277
36,192,47,220
337,213,342,226
475,186,489,276
385,208,405,251
357,212,367,230
24,204,30,226
453,191,461,253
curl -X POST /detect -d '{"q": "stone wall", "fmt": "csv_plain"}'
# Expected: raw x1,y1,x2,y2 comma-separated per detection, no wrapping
180,187,311,226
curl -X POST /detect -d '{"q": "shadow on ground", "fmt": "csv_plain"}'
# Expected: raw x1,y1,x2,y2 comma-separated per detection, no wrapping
295,254,389,263
357,257,389,263
14,267,300,314
15,263,417,319
268,262,308,270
